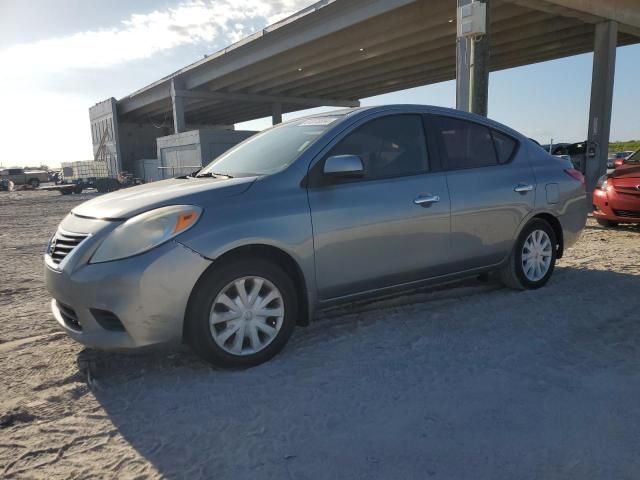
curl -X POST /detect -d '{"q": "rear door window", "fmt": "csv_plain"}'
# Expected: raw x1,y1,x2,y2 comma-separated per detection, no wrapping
433,116,497,170
491,130,518,164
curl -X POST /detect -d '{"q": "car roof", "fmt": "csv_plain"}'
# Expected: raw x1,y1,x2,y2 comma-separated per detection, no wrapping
287,104,526,139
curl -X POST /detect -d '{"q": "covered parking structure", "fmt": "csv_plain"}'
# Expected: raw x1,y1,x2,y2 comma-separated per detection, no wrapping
90,0,640,189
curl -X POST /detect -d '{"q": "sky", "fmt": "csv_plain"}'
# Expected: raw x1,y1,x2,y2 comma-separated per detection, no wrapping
0,0,639,168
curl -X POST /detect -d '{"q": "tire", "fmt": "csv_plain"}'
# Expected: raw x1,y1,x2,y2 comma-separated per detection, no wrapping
60,189,71,195
29,178,40,188
73,185,83,194
96,179,107,193
597,219,618,228
499,218,558,290
185,258,298,368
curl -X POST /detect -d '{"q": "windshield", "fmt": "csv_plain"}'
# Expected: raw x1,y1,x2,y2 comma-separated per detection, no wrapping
198,117,339,177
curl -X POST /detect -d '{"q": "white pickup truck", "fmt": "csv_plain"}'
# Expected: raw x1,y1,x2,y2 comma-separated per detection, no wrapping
0,168,49,188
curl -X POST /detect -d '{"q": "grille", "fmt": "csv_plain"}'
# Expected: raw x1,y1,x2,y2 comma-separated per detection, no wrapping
49,230,89,265
612,182,640,195
614,186,640,195
57,301,82,331
613,209,640,219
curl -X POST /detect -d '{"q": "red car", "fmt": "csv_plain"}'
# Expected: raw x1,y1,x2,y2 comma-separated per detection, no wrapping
593,149,640,227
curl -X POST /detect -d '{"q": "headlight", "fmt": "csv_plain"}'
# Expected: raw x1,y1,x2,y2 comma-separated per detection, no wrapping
596,175,610,191
91,205,202,263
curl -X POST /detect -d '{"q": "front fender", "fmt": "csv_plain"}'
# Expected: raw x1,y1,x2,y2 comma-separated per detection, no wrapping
177,179,317,320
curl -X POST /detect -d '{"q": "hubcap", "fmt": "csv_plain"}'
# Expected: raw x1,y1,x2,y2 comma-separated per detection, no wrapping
521,230,553,282
209,276,284,356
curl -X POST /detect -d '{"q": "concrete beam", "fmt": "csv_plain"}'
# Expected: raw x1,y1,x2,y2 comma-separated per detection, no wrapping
294,14,582,98
184,0,415,90
585,20,617,193
501,0,640,37
563,0,638,32
193,104,268,123
242,1,481,95
174,89,359,108
270,5,537,97
547,0,640,29
333,26,593,99
118,84,170,115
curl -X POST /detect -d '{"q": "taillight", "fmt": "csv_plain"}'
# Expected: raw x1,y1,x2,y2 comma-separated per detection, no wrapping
565,168,585,186
614,159,624,168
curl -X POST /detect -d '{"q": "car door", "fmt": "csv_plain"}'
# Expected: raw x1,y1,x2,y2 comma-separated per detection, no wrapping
429,114,536,271
307,113,451,301
7,169,24,184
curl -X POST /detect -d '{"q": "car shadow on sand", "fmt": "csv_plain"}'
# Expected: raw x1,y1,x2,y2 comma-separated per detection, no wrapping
82,266,640,479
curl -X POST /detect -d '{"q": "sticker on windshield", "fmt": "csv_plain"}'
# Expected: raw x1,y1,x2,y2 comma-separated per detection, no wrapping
297,117,338,126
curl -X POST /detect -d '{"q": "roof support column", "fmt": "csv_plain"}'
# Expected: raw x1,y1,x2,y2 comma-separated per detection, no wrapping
272,103,283,125
455,0,471,112
171,78,186,134
456,0,490,116
585,20,617,193
469,0,490,116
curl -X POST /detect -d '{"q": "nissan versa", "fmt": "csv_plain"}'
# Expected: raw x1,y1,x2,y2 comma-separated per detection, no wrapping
45,106,588,368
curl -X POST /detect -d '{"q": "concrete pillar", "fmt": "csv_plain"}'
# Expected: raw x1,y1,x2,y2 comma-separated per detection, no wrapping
455,0,471,112
586,20,617,193
456,0,490,116
170,78,186,134
272,103,283,125
469,0,490,116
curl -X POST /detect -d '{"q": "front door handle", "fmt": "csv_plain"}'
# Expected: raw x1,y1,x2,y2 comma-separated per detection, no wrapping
414,194,440,206
514,184,534,193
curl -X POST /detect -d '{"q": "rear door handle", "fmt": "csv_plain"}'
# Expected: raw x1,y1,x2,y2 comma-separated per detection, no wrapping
414,194,440,206
514,184,534,193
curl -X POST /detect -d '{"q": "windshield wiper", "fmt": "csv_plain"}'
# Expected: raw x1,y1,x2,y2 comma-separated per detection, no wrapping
195,172,234,179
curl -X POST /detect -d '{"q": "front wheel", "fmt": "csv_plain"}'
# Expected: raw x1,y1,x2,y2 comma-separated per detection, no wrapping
500,219,558,290
185,258,297,368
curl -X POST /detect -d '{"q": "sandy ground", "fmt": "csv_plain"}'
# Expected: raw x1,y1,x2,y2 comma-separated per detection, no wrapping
1,189,639,479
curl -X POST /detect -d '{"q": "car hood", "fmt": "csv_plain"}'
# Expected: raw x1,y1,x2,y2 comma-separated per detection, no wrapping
611,165,640,179
72,176,257,219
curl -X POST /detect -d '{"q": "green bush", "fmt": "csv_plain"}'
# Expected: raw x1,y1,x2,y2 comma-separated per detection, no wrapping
609,140,640,153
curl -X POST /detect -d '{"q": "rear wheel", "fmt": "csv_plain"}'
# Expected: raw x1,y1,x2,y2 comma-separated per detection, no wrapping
29,178,40,188
500,218,557,290
185,258,297,368
597,219,618,228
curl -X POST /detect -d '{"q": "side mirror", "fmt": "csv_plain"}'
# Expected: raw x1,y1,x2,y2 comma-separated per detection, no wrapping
323,155,364,178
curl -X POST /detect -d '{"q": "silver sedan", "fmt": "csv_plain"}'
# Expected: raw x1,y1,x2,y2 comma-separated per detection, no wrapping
45,105,588,368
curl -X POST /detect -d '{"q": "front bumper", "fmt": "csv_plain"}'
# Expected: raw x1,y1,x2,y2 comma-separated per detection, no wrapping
593,188,640,223
45,240,212,349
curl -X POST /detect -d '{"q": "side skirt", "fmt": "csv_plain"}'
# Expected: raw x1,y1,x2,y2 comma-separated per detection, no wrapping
315,262,505,313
